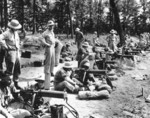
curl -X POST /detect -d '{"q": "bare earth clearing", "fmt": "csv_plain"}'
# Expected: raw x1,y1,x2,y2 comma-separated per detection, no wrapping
19,34,150,118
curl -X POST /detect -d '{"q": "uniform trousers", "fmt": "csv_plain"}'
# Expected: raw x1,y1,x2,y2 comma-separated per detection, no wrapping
44,45,55,89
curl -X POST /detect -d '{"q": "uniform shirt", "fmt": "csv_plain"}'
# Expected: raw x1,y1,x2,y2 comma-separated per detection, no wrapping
42,29,55,46
75,31,84,43
0,29,20,50
76,47,89,61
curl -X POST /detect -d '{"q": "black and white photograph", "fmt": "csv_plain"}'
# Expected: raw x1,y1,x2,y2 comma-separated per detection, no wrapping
0,0,150,118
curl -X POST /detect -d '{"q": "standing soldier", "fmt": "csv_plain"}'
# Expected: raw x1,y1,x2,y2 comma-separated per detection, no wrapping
40,20,56,90
75,28,84,51
106,29,120,53
0,19,22,89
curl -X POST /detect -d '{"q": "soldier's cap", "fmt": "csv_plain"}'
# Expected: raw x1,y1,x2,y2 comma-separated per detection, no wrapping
48,20,55,26
82,42,89,47
35,76,45,82
110,29,117,34
94,31,97,34
8,19,22,30
63,62,73,69
75,28,80,32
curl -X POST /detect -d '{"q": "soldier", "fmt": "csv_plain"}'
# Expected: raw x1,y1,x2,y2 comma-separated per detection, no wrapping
29,77,45,109
76,42,90,67
30,77,45,90
106,29,119,53
40,20,56,90
75,28,84,51
0,75,31,118
0,19,22,89
76,60,96,86
54,62,79,93
61,42,72,58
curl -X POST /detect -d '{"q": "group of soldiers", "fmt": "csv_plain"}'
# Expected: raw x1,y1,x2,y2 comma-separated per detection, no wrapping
0,17,144,118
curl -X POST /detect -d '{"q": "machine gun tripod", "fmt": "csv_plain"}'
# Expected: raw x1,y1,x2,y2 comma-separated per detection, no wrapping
9,89,79,118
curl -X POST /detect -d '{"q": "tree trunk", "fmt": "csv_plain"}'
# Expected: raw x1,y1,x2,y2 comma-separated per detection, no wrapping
4,0,7,30
67,0,74,38
0,0,3,28
21,0,24,31
32,0,36,34
97,2,101,37
109,0,125,46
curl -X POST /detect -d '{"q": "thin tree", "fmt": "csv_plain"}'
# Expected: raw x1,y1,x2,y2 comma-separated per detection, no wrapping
67,0,74,38
33,0,36,34
109,0,125,46
0,0,3,28
4,0,8,29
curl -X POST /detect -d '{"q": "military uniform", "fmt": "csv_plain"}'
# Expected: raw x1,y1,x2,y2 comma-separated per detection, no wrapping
106,35,119,52
0,76,31,118
75,30,84,50
0,28,21,83
54,68,75,92
42,29,55,89
76,42,89,67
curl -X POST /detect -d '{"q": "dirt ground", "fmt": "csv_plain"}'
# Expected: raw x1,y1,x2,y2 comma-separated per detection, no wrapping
19,34,150,118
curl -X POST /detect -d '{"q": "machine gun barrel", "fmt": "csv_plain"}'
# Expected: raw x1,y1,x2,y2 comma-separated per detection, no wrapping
132,48,142,52
37,90,67,99
86,69,107,75
75,69,107,75
127,51,140,55
105,61,116,64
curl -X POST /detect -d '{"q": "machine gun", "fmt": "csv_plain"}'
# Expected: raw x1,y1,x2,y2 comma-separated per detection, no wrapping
75,69,107,77
132,48,142,52
126,50,141,55
18,89,79,118
75,69,113,89
95,59,117,69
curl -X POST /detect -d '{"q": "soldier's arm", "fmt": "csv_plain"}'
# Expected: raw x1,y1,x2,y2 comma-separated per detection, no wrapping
39,33,50,47
0,31,8,49
65,76,76,85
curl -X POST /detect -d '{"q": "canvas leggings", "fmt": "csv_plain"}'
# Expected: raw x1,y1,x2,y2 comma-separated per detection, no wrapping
5,50,21,82
44,46,55,89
